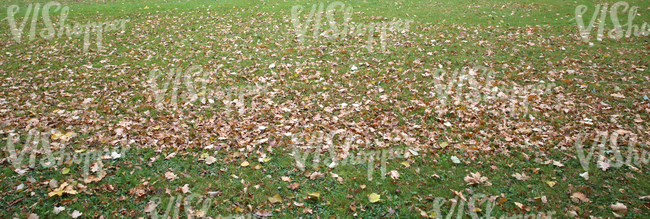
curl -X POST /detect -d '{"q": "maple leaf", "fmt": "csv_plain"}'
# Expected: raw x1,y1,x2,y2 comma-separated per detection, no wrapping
597,160,610,171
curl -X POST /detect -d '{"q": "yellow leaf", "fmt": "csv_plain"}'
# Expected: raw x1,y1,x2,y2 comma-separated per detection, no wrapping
546,180,556,187
369,193,381,203
268,193,282,204
307,191,320,199
62,168,70,175
241,161,249,167
200,153,209,159
48,188,63,197
440,142,449,149
401,161,410,167
263,157,271,162
51,133,62,140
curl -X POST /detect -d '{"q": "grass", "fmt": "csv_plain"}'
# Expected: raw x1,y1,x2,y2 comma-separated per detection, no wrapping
1,0,650,218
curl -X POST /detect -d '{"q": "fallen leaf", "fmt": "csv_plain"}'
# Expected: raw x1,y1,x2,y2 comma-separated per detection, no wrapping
180,184,191,194
611,202,628,215
579,172,589,180
281,176,291,182
164,172,178,181
53,206,65,214
464,172,489,186
205,156,217,165
71,210,83,218
241,161,250,167
144,201,158,213
571,192,590,203
389,170,400,180
309,172,324,180
268,193,283,204
368,193,381,203
255,210,272,217
307,191,320,199
611,93,626,99
546,180,556,187
511,173,530,181
598,160,610,171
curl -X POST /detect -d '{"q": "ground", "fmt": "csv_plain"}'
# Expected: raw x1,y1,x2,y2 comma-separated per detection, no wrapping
1,0,650,218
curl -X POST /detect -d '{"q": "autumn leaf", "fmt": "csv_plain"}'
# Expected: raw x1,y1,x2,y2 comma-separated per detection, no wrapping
164,172,178,180
611,202,628,216
48,182,77,197
268,193,283,204
144,201,158,213
597,160,610,171
368,193,381,203
546,180,556,187
307,191,320,200
205,156,217,165
464,172,490,186
309,172,324,180
389,170,400,180
511,173,530,181
571,192,590,203
70,210,83,218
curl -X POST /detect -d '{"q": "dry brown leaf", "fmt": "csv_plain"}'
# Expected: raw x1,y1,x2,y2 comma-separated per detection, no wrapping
164,172,178,181
571,192,590,203
511,173,530,181
309,172,324,180
464,172,490,186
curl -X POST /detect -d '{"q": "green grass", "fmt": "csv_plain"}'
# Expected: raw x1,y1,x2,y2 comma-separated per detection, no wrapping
1,0,650,218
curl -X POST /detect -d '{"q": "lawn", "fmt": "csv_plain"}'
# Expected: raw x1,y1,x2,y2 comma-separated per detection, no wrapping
1,0,650,218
